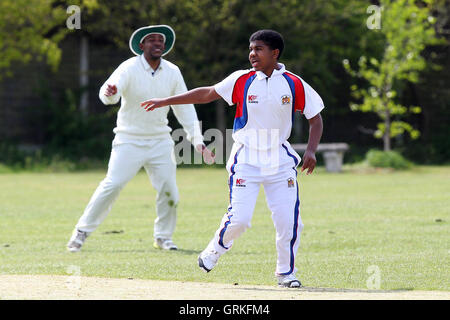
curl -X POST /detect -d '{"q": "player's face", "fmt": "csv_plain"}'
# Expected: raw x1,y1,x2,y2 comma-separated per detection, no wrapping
249,40,279,75
140,34,165,60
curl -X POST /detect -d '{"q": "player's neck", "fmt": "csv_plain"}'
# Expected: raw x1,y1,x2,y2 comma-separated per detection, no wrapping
144,55,162,71
261,62,281,78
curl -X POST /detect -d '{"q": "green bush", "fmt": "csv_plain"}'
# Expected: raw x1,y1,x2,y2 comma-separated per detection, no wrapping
0,142,107,172
0,163,14,173
32,83,115,162
365,149,412,169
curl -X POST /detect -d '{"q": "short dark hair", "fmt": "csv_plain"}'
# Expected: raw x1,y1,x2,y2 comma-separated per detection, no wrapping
249,30,284,60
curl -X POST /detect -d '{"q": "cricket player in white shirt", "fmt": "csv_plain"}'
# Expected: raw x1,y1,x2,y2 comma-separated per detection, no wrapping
67,25,215,252
141,29,323,288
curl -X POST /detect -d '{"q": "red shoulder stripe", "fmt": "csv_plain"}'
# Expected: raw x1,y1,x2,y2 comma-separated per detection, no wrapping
284,72,305,113
232,71,256,118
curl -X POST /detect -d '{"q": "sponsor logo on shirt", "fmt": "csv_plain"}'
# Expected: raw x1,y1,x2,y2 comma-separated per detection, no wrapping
248,95,258,104
287,177,295,188
235,178,246,187
281,95,291,105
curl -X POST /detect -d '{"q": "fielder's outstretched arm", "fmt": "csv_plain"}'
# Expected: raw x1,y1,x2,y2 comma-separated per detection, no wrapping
141,86,221,111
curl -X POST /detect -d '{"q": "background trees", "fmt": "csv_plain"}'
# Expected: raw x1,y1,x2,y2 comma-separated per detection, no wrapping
0,0,66,79
0,0,448,166
343,0,441,152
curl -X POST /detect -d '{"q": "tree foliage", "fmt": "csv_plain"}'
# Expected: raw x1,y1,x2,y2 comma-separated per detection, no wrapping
0,0,448,164
0,0,100,79
0,0,63,78
343,0,441,151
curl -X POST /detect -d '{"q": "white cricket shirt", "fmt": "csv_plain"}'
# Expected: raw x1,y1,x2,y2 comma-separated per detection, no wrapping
214,63,324,152
99,55,203,147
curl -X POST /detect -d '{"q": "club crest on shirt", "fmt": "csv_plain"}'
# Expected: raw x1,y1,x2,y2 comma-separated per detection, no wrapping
248,95,258,104
281,95,291,105
235,178,246,187
287,177,295,188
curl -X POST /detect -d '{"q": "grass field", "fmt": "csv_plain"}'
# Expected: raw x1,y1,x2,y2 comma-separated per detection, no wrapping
0,166,449,291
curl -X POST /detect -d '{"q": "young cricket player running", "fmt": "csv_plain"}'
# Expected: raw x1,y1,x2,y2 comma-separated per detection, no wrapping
141,30,324,288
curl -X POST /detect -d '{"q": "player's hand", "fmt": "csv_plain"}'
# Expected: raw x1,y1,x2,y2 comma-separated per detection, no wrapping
196,144,216,165
140,98,167,111
105,84,117,97
301,150,316,175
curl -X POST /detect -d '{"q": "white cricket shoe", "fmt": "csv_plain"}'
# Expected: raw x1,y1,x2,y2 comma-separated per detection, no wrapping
153,238,178,250
198,248,221,272
67,229,89,252
277,273,302,288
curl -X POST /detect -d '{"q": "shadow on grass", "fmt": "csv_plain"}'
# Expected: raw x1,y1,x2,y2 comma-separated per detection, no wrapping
174,248,202,255
91,248,201,255
231,286,415,293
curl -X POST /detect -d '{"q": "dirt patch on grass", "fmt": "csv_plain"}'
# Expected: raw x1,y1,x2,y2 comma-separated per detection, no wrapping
0,275,448,300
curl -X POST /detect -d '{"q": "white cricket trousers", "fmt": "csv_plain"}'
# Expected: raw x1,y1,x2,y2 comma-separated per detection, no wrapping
75,139,179,239
209,142,304,276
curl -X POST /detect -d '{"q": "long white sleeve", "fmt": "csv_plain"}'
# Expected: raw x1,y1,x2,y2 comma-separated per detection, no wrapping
98,61,130,105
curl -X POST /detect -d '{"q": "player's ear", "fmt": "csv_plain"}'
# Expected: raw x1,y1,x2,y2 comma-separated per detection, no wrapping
139,43,144,50
273,48,280,60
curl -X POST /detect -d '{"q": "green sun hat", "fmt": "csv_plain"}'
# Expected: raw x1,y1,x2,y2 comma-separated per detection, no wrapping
129,25,176,56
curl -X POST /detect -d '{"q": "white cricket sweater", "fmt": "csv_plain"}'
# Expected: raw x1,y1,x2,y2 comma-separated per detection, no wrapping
99,55,203,147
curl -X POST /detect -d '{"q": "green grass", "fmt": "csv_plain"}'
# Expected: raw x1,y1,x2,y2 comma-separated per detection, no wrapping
0,166,449,291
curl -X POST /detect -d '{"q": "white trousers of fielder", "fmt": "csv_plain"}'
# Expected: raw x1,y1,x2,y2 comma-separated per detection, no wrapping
75,139,179,240
208,142,304,276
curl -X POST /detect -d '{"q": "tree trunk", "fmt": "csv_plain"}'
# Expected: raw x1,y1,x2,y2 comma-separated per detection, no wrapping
79,35,89,116
383,108,391,151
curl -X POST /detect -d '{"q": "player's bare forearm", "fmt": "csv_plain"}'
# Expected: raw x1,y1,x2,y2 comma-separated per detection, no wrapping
306,113,323,153
301,113,323,174
141,86,220,111
164,87,220,105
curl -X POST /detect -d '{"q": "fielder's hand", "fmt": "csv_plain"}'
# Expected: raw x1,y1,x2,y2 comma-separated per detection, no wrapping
105,84,117,97
196,144,216,165
301,150,316,175
141,98,168,111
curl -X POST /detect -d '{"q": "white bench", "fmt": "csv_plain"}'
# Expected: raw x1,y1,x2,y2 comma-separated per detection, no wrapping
290,143,349,173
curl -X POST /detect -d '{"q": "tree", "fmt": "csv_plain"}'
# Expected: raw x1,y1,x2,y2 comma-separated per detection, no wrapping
343,0,440,151
0,0,67,79
0,0,101,79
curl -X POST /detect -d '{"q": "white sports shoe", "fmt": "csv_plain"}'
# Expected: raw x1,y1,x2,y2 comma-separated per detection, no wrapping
67,229,89,252
198,248,221,272
153,238,178,250
277,273,302,288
